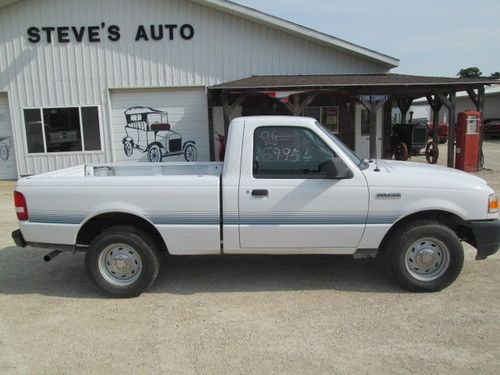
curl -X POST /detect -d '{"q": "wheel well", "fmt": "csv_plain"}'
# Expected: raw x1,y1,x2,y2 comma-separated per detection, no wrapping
379,210,474,251
76,213,168,253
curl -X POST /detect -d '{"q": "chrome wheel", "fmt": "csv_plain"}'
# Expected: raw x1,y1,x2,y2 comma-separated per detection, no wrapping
98,243,142,286
405,238,450,281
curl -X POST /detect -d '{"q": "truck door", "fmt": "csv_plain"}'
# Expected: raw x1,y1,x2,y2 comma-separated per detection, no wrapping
238,123,369,253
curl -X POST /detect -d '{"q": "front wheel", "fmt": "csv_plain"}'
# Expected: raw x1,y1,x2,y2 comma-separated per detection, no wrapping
85,226,161,297
147,143,163,163
184,144,197,162
379,220,464,292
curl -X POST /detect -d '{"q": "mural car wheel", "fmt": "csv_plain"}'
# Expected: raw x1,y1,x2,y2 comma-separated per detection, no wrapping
0,144,8,161
184,144,197,162
123,141,133,157
147,144,163,163
394,142,408,161
425,141,439,164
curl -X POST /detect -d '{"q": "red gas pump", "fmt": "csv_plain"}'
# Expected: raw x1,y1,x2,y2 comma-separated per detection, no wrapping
455,111,481,172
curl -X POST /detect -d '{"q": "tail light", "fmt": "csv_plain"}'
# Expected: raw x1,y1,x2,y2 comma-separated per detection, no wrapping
14,191,28,221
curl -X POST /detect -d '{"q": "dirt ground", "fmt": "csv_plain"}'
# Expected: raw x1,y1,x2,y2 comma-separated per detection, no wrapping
0,141,499,374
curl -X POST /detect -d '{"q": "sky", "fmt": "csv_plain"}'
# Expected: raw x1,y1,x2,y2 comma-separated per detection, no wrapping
232,0,500,77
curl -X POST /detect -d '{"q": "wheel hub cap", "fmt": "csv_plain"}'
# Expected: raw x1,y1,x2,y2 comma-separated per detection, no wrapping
405,238,450,281
98,244,142,286
415,248,437,267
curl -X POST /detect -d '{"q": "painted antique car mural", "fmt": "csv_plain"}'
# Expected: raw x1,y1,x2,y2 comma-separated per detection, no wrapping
0,136,11,161
122,106,197,162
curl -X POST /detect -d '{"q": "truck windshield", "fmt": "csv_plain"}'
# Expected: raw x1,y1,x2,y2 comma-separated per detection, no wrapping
316,122,367,170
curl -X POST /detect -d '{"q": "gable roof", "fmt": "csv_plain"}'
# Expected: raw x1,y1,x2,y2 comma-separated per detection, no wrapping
190,0,399,68
0,0,400,68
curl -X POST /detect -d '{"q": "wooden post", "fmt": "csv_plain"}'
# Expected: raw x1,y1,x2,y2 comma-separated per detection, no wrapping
369,102,378,158
222,94,246,135
432,105,440,145
447,92,456,168
426,95,443,145
207,93,215,161
397,98,413,123
382,100,393,159
478,86,485,170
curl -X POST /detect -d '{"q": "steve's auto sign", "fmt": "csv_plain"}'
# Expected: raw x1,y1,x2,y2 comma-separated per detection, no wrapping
26,23,195,43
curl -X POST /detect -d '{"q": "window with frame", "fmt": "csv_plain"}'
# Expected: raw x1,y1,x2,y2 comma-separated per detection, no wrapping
303,106,339,133
253,126,338,178
23,106,101,153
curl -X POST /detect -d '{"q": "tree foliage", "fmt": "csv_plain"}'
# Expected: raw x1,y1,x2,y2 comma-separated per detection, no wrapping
457,67,500,79
457,67,482,78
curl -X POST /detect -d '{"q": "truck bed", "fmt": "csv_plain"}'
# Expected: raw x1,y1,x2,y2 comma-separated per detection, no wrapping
17,162,224,255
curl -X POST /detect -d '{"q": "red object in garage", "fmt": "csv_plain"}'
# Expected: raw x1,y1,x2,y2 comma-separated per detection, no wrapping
455,111,481,172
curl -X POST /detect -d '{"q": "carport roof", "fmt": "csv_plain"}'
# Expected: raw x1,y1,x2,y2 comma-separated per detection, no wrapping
210,74,499,90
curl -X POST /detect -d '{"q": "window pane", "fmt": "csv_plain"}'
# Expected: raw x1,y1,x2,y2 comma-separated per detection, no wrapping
303,107,320,122
81,107,101,151
24,109,45,153
253,126,336,178
43,107,82,152
322,107,339,133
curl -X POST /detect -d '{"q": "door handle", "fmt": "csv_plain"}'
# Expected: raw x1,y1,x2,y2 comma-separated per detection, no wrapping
251,189,268,197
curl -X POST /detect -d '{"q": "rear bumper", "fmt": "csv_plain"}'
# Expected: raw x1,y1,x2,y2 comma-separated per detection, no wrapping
11,229,27,248
470,220,500,260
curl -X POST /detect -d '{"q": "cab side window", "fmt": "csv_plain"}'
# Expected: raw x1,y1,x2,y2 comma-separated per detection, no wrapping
253,126,337,178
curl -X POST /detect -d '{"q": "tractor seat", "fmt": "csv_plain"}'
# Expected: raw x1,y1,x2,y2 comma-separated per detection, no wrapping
150,123,171,132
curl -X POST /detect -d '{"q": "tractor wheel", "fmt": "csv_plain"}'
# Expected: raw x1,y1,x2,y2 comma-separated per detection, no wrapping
394,142,408,161
425,141,439,164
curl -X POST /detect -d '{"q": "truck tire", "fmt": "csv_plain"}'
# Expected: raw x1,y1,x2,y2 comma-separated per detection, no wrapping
379,220,464,292
85,225,160,298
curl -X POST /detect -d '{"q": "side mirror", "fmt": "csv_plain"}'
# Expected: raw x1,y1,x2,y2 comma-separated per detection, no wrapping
319,159,353,179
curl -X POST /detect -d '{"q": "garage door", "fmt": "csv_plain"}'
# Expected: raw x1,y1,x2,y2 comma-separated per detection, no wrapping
0,93,17,180
111,88,209,163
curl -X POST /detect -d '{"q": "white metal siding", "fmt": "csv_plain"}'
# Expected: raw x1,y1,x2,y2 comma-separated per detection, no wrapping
110,88,209,162
0,0,389,175
0,93,17,179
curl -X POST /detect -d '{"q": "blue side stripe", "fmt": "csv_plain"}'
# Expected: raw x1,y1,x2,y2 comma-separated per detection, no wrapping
28,211,400,225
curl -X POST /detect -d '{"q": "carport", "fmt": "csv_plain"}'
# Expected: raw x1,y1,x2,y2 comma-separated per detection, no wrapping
208,74,498,168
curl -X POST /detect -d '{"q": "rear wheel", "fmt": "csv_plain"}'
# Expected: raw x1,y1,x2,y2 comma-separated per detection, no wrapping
85,226,160,297
0,144,8,161
378,220,464,292
123,140,133,157
394,142,408,161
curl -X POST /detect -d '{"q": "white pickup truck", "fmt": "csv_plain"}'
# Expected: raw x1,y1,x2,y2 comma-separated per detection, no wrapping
12,116,500,297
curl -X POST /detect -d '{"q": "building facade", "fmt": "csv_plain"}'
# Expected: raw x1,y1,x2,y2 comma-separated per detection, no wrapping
0,0,399,179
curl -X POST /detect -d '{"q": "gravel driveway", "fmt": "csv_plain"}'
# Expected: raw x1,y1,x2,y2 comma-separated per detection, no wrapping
0,141,499,374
